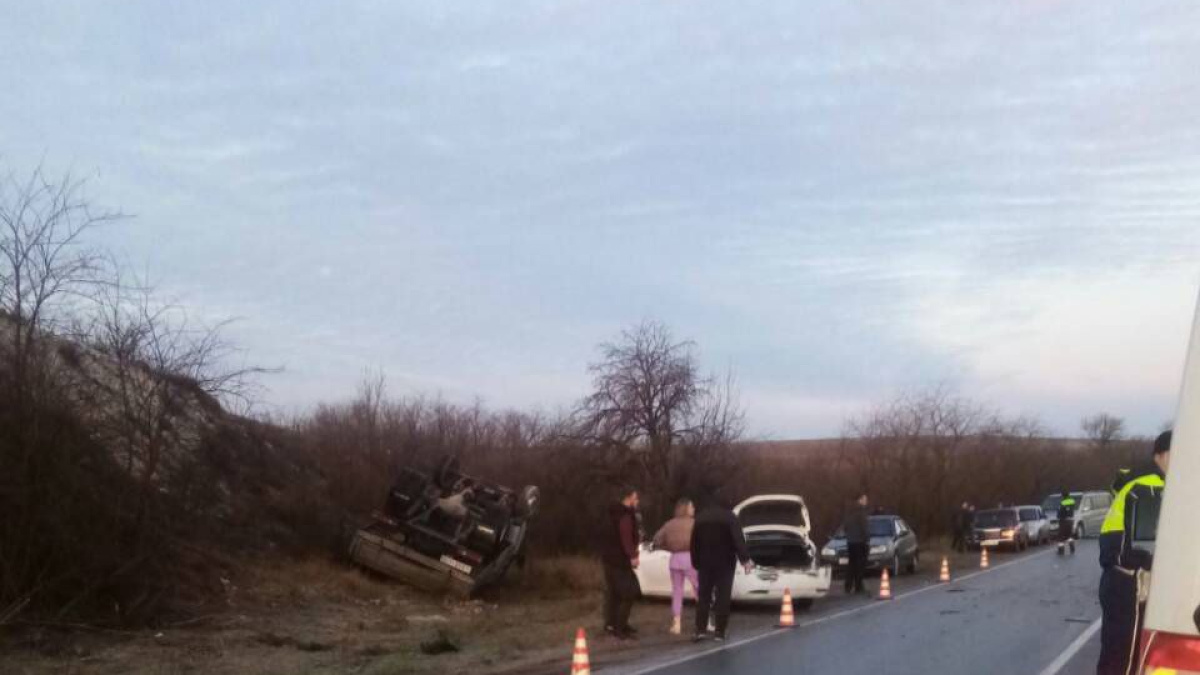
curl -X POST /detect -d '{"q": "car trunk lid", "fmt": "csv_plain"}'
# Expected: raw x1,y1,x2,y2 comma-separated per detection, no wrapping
735,496,811,533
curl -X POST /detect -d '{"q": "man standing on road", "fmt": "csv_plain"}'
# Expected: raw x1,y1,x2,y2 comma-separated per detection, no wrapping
1057,489,1078,555
843,492,871,596
952,501,970,552
690,490,753,642
1096,431,1171,675
600,485,642,640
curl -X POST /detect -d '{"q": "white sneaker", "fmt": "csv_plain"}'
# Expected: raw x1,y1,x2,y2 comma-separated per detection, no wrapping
669,617,681,635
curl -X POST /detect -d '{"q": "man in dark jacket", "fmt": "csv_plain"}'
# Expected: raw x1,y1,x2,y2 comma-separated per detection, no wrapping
843,492,870,595
690,492,753,642
951,501,970,552
1096,431,1171,675
599,486,642,639
1056,489,1077,555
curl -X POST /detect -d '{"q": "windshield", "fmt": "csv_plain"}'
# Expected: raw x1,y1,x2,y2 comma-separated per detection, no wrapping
869,518,895,537
974,510,1018,528
832,517,895,539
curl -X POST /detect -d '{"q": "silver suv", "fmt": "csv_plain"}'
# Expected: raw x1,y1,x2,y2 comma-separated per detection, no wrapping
1041,491,1112,539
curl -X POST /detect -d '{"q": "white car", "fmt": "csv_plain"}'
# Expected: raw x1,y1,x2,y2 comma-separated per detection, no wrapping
636,494,832,607
1016,505,1050,545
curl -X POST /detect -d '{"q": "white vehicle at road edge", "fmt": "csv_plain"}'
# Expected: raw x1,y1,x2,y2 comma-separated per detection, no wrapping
636,495,832,606
1138,287,1200,673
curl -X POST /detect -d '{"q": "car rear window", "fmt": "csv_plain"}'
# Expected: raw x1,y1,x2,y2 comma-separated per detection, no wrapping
1020,508,1038,521
975,510,1018,527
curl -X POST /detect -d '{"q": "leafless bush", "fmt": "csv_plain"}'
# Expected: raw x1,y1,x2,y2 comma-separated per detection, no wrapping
0,167,272,624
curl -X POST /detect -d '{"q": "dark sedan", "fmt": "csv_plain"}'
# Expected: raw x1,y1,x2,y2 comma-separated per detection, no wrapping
820,515,920,577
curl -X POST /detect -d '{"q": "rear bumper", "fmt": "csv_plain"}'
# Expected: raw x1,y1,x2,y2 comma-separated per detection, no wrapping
733,565,832,603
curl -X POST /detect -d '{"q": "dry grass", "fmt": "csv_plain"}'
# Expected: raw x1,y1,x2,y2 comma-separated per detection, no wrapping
0,554,633,675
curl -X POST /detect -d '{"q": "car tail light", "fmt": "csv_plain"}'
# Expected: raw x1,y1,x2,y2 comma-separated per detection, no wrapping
1140,630,1200,674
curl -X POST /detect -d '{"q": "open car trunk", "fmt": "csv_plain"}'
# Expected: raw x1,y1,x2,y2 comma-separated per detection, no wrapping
745,529,816,569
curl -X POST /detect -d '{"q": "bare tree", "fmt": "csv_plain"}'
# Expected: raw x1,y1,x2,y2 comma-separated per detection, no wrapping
573,320,744,516
83,268,269,487
1081,413,1125,450
0,167,120,405
842,386,989,534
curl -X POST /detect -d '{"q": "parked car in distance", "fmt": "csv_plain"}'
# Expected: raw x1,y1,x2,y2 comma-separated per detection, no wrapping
637,495,831,607
968,507,1029,551
1017,505,1050,545
1040,490,1113,539
820,514,920,577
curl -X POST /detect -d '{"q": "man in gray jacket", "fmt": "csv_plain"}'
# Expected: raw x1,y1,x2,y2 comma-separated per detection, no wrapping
843,492,870,596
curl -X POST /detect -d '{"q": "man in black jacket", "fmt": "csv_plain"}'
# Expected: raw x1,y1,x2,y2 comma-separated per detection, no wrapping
690,492,753,642
843,492,870,595
599,486,642,639
951,501,970,552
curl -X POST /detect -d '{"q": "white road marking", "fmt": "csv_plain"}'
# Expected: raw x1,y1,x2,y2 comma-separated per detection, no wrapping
617,548,1057,675
1035,617,1102,675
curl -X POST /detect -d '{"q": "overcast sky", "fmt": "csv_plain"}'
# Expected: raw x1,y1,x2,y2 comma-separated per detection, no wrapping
3,1,1199,438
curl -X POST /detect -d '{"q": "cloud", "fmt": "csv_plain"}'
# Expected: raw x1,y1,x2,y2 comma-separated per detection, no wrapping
1,0,1198,437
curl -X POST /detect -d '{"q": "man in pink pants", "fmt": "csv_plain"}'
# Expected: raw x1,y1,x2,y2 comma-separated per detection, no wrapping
653,498,700,635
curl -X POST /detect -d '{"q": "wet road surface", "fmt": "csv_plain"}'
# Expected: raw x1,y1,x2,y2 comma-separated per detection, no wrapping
608,541,1103,675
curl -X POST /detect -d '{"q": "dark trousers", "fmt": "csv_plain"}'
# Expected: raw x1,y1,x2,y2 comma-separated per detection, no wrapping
695,564,736,636
845,542,868,593
951,528,965,552
1059,519,1075,542
603,563,640,631
1097,568,1141,675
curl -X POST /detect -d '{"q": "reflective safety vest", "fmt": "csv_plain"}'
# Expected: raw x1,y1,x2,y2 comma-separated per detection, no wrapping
1099,471,1165,571
1101,474,1166,535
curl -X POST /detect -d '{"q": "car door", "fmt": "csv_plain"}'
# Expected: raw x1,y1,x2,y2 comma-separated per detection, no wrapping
895,518,916,561
1088,492,1111,534
1078,494,1100,537
1020,508,1038,541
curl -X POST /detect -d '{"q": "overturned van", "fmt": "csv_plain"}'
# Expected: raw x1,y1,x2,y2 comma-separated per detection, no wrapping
348,457,539,596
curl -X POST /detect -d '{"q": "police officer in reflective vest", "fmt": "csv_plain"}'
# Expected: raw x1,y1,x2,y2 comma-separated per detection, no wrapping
1096,430,1172,675
1057,490,1077,555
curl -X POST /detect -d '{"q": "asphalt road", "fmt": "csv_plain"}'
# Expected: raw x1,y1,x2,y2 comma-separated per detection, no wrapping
606,541,1106,675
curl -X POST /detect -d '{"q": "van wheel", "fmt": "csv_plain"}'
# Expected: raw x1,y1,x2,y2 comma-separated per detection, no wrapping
906,551,918,575
1075,523,1085,540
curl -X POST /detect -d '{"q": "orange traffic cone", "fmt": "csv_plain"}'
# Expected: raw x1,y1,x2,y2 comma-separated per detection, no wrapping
980,547,990,569
939,557,951,583
777,588,796,628
878,568,892,600
571,628,590,675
